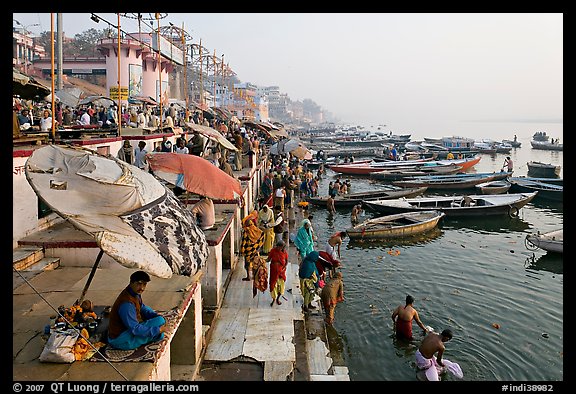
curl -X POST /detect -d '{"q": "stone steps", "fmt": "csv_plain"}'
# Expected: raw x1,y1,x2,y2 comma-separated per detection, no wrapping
13,246,61,290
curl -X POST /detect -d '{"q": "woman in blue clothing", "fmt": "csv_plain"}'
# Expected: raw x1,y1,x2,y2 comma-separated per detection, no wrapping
294,219,315,260
299,250,320,312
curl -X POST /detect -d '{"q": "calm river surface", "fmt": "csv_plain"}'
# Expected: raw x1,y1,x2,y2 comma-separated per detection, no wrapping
302,123,563,381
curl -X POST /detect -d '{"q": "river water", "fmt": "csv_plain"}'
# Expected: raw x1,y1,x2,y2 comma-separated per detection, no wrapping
301,121,563,381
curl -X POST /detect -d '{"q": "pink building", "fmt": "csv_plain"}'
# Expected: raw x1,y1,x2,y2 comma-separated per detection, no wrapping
97,33,181,105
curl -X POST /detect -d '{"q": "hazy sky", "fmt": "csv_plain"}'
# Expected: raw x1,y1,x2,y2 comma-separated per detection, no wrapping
13,13,563,132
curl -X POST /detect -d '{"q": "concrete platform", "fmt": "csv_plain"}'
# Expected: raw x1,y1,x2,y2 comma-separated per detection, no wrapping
13,266,200,381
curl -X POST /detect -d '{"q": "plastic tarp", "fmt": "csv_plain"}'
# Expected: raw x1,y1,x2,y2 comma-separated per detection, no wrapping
13,68,51,99
78,95,117,108
270,138,312,159
185,122,238,151
24,145,208,278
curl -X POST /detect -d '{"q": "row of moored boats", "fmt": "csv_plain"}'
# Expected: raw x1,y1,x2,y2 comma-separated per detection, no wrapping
305,154,562,254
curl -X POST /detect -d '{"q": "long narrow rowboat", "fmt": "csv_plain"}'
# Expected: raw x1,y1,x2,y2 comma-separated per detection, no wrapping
509,179,563,201
329,156,481,175
370,164,461,181
346,210,445,240
525,229,563,253
362,192,538,217
391,171,512,190
307,187,428,208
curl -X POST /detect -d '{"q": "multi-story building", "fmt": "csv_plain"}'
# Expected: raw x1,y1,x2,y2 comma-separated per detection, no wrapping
12,27,46,74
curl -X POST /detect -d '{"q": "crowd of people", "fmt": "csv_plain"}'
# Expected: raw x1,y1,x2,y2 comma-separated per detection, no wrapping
238,148,457,380
236,150,348,327
22,102,455,379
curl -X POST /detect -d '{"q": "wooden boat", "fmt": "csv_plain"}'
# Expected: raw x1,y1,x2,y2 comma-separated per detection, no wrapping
508,179,563,201
442,136,475,152
391,171,512,190
475,180,511,195
526,161,561,178
369,165,461,181
432,155,481,171
502,139,521,148
306,158,370,169
362,192,538,217
329,155,480,175
508,176,563,186
525,229,563,254
408,171,511,181
346,210,445,240
307,187,428,208
530,140,563,151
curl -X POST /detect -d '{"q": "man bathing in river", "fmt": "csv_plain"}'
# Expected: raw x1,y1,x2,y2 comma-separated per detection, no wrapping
391,295,428,340
415,329,454,381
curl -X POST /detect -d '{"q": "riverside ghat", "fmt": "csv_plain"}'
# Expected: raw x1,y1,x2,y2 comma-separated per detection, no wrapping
13,130,348,381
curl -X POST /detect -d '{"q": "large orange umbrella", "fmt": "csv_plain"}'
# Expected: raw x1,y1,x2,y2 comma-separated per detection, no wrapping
147,152,242,200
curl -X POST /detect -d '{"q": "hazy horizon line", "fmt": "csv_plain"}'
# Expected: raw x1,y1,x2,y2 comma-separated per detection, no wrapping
461,118,563,124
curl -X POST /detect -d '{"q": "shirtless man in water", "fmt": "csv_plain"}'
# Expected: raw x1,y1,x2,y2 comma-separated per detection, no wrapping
391,295,428,340
326,231,346,261
415,329,453,381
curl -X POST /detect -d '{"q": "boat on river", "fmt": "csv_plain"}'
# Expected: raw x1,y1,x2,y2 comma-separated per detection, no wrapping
346,210,445,240
508,176,563,186
329,155,481,175
525,229,563,254
475,179,512,195
391,171,512,190
307,187,427,208
509,179,563,201
362,192,538,217
526,161,561,178
530,140,563,151
369,164,461,181
502,138,521,148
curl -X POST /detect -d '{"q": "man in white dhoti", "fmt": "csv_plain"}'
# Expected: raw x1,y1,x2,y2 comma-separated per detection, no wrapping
415,329,453,381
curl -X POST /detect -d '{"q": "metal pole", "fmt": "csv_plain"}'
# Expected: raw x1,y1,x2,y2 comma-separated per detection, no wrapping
56,13,64,90
50,14,56,142
199,39,203,115
182,23,189,122
24,33,27,74
78,251,105,307
157,14,162,128
117,14,122,137
213,49,216,109
221,54,224,109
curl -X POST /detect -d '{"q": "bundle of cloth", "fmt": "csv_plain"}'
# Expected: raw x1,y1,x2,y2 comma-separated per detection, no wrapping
418,356,463,381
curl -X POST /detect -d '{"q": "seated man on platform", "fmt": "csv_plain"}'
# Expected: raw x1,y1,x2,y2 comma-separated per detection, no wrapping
191,196,216,230
107,270,167,350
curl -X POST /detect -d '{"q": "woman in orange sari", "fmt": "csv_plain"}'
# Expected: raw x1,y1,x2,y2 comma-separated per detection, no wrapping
240,210,264,281
320,271,344,325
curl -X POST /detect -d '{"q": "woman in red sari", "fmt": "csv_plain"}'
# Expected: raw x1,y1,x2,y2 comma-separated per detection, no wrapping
268,239,288,306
